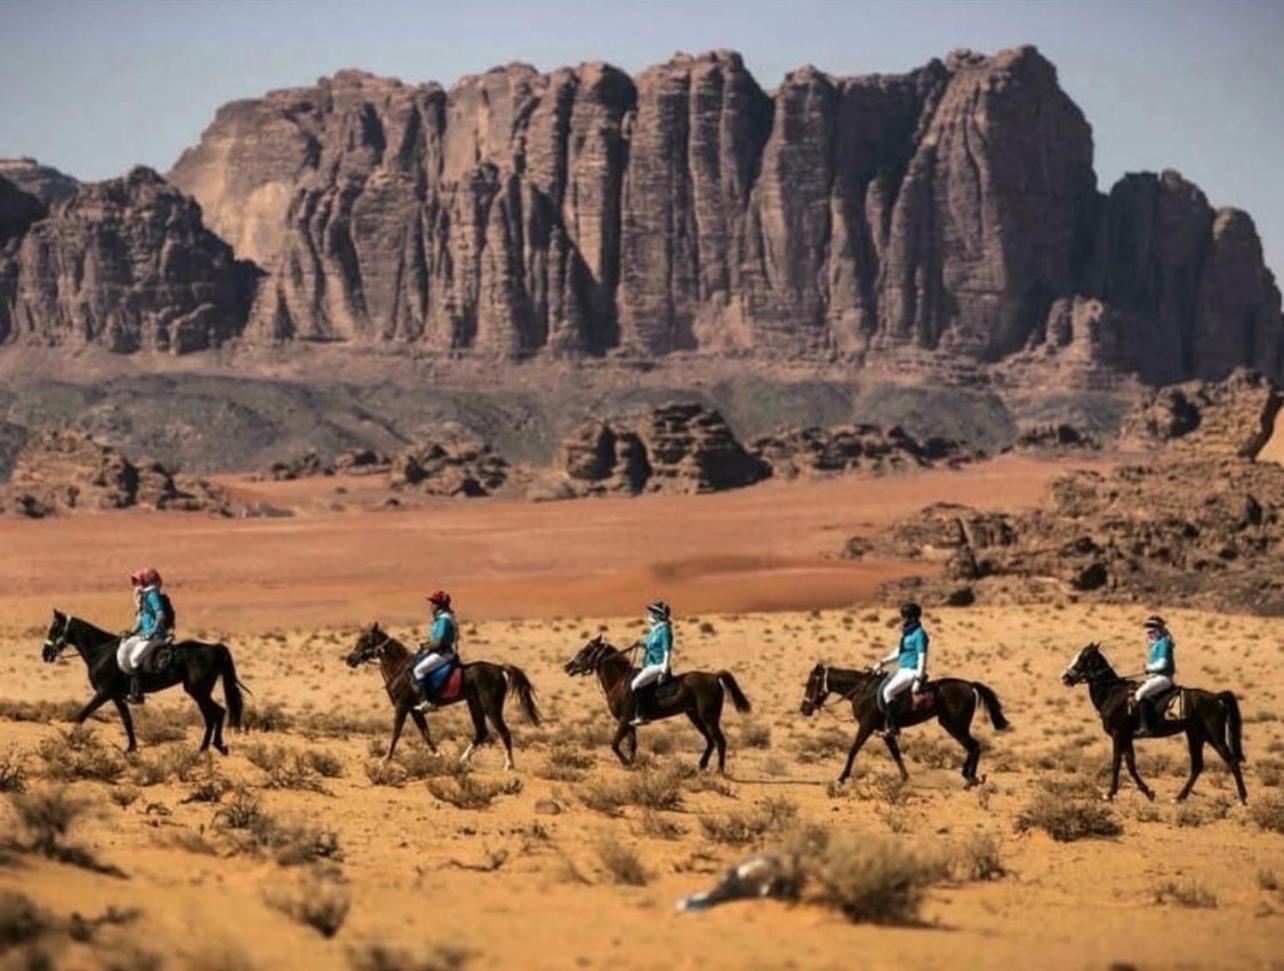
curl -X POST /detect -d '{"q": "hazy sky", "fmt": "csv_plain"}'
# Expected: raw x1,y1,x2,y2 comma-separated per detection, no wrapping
2,0,1281,270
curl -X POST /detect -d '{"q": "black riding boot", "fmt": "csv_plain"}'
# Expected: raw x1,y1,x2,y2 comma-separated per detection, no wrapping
128,674,145,705
882,705,898,737
1136,699,1155,737
623,686,647,727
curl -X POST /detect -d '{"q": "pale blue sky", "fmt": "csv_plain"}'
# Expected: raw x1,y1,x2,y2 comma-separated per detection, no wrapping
1,0,1281,270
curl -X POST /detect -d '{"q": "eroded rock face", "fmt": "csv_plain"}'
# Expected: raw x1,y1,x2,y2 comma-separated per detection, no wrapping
156,47,1280,380
389,439,509,497
1120,369,1282,458
751,424,982,478
0,168,257,353
0,429,253,516
0,158,79,206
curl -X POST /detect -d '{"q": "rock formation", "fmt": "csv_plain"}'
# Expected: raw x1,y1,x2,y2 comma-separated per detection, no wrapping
388,439,509,497
0,167,258,351
0,429,260,517
750,424,983,478
1119,369,1281,458
0,158,79,206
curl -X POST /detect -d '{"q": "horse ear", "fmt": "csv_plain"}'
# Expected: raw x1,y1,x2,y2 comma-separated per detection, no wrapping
372,621,380,632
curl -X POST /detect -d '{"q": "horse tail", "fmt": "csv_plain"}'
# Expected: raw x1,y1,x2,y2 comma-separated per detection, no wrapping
717,672,752,714
1219,691,1244,764
217,645,245,730
503,665,542,726
972,681,1010,731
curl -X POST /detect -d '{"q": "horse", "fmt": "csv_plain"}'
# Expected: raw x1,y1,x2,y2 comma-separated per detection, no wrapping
799,663,1009,787
563,635,752,773
1062,643,1247,804
40,609,244,754
344,622,541,770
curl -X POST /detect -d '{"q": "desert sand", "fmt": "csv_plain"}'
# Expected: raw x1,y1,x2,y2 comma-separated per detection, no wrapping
1,456,1282,971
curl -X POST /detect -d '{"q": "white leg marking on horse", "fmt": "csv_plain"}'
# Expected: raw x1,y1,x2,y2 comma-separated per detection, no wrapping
503,753,513,772
460,743,476,764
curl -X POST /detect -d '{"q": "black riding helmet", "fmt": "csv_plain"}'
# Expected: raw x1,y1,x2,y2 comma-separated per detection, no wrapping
899,602,922,623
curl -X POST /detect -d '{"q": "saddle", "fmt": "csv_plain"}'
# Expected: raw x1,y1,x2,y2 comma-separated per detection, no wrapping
875,675,935,715
423,658,464,704
638,674,681,711
1134,683,1185,721
144,635,177,675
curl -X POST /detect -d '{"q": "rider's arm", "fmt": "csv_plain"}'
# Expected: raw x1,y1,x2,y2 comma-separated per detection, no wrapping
913,629,928,681
659,624,673,673
880,644,900,666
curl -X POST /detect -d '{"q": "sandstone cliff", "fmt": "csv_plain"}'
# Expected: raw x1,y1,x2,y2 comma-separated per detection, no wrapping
0,47,1276,382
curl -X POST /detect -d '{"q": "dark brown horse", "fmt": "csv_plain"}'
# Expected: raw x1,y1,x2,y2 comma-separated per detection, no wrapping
41,609,244,754
799,663,1009,787
345,623,540,770
563,636,752,773
1062,643,1247,803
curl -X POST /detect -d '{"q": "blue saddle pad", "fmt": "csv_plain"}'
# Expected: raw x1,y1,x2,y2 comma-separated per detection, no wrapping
425,657,458,694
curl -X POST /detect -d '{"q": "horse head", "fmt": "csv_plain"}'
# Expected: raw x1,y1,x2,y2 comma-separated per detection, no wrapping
42,609,73,663
1063,642,1108,686
564,634,613,677
346,622,392,668
799,662,828,716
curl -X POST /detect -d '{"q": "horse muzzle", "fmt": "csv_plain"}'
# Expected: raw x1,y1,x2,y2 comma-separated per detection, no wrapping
41,643,59,663
1061,672,1078,686
800,700,816,717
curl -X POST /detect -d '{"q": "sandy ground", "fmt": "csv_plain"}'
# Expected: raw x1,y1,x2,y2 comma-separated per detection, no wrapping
1,457,1282,970
0,455,1107,637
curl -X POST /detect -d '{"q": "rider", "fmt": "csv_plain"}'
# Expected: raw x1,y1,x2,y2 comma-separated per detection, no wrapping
625,600,674,726
117,567,171,705
1135,615,1175,736
412,590,459,711
876,602,929,737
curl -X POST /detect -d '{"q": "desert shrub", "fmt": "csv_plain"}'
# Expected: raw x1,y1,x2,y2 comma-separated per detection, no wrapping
1015,790,1122,842
242,700,294,733
268,870,350,938
954,832,1005,881
135,708,190,745
1249,794,1284,834
108,786,141,809
215,792,342,866
245,743,329,794
0,748,28,793
395,749,458,780
347,943,471,971
794,727,850,764
1153,881,1217,908
0,890,48,949
739,721,772,750
129,744,207,787
37,728,125,784
699,798,798,846
547,746,593,771
578,778,628,816
795,830,946,925
628,766,684,810
426,773,522,810
1258,869,1279,891
364,760,407,788
594,835,647,886
900,735,957,769
0,699,86,723
638,810,686,840
162,828,221,856
9,787,124,877
1256,758,1282,788
213,788,266,830
1174,804,1207,828
305,749,345,779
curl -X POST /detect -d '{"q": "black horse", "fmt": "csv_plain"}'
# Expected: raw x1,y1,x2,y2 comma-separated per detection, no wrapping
345,623,541,769
563,636,752,773
1062,643,1247,803
800,663,1009,787
41,609,244,754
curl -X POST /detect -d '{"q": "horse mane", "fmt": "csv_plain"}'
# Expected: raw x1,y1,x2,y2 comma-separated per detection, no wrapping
65,613,117,645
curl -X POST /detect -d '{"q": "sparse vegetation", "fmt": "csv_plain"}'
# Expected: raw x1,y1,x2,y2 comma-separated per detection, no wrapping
954,832,1005,881
347,943,471,971
789,829,946,925
699,798,798,846
37,727,125,784
1015,788,1122,842
1249,794,1284,834
8,786,125,877
594,835,647,886
267,868,351,938
427,772,523,810
1154,880,1218,908
0,748,28,793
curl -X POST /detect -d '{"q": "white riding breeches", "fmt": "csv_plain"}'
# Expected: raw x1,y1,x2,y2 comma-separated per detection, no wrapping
117,635,160,674
881,667,918,706
413,652,450,682
632,663,666,692
1135,675,1173,703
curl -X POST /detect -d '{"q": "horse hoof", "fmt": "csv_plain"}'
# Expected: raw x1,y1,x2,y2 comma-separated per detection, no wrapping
214,744,229,756
1143,790,1155,802
1101,793,1115,803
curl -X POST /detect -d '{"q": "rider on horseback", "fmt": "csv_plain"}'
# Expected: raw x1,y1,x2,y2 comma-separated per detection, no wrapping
1135,615,1176,737
876,602,929,737
117,567,173,705
412,590,459,711
625,601,673,726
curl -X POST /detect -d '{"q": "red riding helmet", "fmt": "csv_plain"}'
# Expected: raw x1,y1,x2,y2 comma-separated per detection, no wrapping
427,590,452,610
130,567,162,588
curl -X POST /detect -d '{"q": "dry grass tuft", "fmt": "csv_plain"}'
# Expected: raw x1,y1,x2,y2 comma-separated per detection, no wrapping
1249,794,1284,834
1154,880,1218,908
699,798,798,846
427,772,523,810
0,890,48,949
1015,788,1122,842
347,943,471,971
267,868,351,938
594,834,648,886
0,748,28,794
37,727,125,784
8,786,125,877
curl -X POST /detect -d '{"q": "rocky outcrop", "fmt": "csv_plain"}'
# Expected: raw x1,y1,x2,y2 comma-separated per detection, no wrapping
0,167,258,352
1120,369,1281,458
552,403,767,495
389,439,509,497
0,177,44,250
266,447,389,480
0,158,79,206
153,47,1279,380
750,424,982,478
0,429,261,517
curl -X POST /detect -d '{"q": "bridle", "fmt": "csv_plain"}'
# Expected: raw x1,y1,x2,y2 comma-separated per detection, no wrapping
43,614,73,658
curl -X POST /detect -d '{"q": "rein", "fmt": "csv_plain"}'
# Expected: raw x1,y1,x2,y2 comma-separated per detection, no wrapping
44,613,73,655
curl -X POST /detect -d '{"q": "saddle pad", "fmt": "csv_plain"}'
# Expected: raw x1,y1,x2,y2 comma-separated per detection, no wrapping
1159,687,1184,721
908,690,934,712
655,678,681,701
430,665,463,703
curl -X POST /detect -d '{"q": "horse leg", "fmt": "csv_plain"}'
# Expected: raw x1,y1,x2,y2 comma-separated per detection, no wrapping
488,700,515,772
1175,731,1205,803
1122,740,1154,801
459,697,488,766
883,732,910,782
386,705,410,760
408,709,437,754
610,720,634,767
837,721,875,785
188,689,223,754
685,712,715,771
110,698,138,753
942,720,983,788
709,716,729,775
1205,727,1248,805
74,688,113,727
1105,736,1124,801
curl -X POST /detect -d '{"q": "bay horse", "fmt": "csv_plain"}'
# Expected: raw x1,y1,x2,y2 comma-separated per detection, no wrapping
40,609,244,754
563,635,752,773
799,663,1009,787
344,622,540,770
1062,643,1247,804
